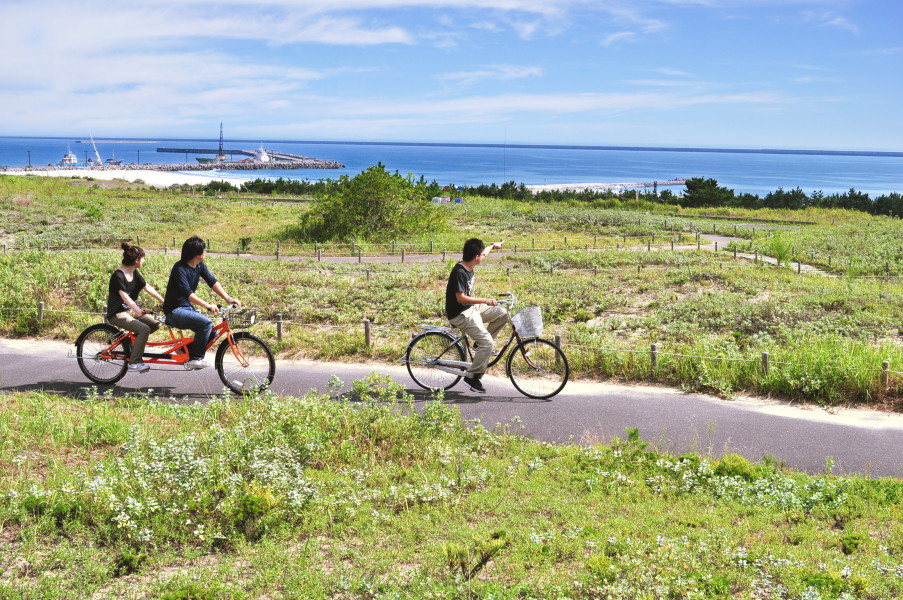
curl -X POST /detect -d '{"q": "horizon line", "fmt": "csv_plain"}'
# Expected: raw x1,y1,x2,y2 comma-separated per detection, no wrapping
2,136,901,158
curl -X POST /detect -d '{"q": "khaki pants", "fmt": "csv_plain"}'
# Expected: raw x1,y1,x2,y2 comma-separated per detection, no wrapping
449,304,508,378
108,310,161,363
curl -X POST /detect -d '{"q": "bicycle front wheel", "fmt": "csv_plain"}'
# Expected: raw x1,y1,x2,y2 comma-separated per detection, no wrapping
215,332,276,393
506,337,569,399
405,331,465,391
75,324,129,385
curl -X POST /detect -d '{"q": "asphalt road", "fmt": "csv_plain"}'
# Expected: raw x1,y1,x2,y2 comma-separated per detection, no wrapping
2,337,901,478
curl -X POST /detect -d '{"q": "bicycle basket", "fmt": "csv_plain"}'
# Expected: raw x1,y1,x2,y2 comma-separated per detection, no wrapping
229,309,257,329
511,306,543,337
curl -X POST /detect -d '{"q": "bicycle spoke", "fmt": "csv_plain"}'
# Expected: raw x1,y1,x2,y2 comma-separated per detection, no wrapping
215,333,275,393
506,338,569,399
406,331,465,391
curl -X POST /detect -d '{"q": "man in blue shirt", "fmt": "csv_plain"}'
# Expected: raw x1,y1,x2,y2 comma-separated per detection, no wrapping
163,236,241,370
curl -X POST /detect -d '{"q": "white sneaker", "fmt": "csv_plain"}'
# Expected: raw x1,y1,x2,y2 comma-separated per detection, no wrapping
184,358,210,370
128,362,150,374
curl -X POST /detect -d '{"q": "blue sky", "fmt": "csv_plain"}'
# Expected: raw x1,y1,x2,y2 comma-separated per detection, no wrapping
2,0,901,150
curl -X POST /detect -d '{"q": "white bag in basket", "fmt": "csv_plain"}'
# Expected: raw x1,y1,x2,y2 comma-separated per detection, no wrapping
511,306,543,337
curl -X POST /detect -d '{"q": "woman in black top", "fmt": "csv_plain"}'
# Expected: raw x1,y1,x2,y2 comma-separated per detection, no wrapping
107,243,164,373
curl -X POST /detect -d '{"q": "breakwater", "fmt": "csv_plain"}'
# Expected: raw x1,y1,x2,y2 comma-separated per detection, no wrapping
2,158,344,175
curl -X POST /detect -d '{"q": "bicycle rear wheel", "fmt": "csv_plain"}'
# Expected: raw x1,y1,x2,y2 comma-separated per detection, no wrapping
75,324,129,385
405,331,466,391
506,337,569,399
215,332,276,393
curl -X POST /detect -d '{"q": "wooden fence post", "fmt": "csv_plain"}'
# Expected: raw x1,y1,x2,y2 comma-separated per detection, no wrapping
276,313,283,342
401,248,405,263
364,318,372,349
366,268,371,281
276,241,280,261
761,352,769,376
102,305,108,324
881,360,890,390
442,249,447,261
358,249,362,263
651,343,658,372
37,301,44,323
317,248,321,262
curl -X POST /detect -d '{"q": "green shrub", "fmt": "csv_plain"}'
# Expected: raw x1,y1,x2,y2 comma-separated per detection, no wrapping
714,453,760,482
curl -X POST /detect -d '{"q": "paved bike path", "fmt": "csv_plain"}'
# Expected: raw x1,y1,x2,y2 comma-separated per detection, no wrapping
1,337,901,478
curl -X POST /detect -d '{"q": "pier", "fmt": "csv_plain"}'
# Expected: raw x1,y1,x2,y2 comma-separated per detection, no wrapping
157,147,327,165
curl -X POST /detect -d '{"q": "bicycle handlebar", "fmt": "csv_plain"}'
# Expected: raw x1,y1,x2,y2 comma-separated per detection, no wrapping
497,291,517,310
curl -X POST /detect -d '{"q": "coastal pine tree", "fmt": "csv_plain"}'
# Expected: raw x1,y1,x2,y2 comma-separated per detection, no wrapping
297,164,446,242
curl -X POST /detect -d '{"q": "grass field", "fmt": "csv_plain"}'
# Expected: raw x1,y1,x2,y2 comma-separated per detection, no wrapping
1,174,902,405
1,174,902,598
1,384,902,599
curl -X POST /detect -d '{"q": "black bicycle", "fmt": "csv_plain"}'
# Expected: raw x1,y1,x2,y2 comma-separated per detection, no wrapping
403,293,569,399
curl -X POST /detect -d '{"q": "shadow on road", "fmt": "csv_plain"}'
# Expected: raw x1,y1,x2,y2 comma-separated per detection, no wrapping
403,388,553,404
0,380,210,403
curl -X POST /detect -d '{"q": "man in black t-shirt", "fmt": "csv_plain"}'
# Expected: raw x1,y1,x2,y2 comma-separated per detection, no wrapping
445,238,506,392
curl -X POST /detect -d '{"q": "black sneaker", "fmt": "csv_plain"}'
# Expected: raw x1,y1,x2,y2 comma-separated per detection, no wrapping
463,376,487,393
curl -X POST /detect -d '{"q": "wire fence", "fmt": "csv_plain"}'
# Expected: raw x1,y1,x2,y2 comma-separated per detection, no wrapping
3,303,900,390
3,234,900,279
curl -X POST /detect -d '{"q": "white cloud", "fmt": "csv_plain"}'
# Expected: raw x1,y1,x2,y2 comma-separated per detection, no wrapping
601,31,637,47
821,15,859,34
657,68,697,78
793,76,843,83
439,65,543,86
802,11,860,35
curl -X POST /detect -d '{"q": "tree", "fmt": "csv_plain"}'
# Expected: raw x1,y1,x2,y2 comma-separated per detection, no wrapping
297,164,446,242
762,187,809,209
680,178,735,208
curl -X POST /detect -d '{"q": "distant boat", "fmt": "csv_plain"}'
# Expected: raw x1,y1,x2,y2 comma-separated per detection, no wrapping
105,148,122,165
255,146,271,163
196,122,228,163
59,147,79,166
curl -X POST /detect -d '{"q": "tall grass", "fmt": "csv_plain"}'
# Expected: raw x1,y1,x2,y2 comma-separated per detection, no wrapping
1,247,901,405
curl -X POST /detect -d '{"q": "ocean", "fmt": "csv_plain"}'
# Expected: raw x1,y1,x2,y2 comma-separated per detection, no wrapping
1,136,901,198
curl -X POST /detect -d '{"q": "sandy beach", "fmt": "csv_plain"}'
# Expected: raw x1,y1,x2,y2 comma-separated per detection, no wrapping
5,168,687,192
6,168,250,188
526,179,686,193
